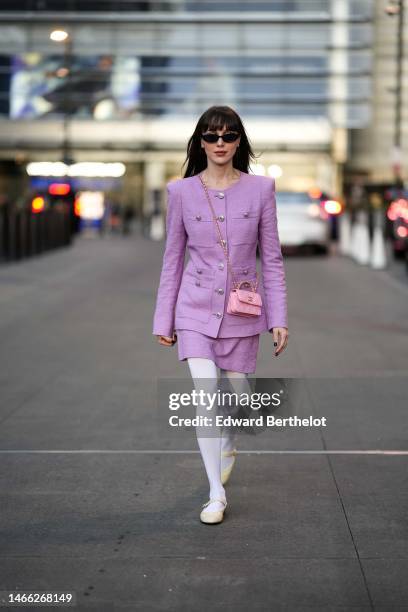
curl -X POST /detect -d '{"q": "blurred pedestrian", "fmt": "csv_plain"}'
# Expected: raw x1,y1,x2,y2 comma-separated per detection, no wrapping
122,204,134,235
0,193,12,261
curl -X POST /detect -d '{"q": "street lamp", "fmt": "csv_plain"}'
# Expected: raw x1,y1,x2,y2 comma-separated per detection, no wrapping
385,0,405,189
50,28,73,166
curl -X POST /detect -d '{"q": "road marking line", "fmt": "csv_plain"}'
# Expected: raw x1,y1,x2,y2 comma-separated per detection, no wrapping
0,450,407,455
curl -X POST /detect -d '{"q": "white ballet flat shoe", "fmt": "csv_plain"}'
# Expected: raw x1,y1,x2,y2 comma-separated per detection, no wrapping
221,448,237,485
200,498,227,524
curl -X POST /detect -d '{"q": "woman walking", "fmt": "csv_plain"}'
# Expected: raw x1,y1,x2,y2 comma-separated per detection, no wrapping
153,105,289,524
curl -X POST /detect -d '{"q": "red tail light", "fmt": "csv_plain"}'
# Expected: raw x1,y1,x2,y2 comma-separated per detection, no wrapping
396,226,408,238
387,198,408,221
49,183,71,196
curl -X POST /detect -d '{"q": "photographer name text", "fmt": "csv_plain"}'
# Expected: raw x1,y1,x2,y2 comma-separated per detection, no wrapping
168,415,327,428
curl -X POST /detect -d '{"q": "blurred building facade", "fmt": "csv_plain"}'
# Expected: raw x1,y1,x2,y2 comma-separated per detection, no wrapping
0,0,405,215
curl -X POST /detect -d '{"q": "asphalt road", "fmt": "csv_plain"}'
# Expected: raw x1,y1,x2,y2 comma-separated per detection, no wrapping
0,232,407,611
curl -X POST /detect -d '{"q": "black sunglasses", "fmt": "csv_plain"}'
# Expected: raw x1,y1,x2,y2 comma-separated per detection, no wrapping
201,132,240,143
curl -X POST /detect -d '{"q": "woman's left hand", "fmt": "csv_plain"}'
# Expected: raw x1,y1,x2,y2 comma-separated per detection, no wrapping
271,327,289,356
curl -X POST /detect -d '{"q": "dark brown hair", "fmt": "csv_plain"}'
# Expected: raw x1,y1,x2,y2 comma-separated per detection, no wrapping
181,105,258,178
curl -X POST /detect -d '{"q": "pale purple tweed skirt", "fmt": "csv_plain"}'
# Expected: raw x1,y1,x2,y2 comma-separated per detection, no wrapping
176,329,260,374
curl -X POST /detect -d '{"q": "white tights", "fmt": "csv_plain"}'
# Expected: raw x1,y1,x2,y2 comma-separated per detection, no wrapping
187,357,252,513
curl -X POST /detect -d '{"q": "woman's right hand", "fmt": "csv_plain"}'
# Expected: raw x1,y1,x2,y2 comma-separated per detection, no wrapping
156,333,177,346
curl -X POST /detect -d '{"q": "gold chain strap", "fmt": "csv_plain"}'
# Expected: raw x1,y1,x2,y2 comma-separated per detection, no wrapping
198,172,258,292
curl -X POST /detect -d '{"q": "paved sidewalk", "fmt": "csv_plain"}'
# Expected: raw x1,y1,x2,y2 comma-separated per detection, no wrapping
0,234,407,611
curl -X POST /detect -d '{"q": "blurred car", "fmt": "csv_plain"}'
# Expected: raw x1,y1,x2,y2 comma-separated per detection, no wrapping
386,197,408,259
275,190,332,254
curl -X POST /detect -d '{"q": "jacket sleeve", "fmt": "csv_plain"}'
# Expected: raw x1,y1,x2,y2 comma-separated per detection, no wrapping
152,181,187,337
258,177,288,330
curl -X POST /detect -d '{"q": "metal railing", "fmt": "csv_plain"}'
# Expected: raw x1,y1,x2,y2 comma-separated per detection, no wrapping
0,204,73,263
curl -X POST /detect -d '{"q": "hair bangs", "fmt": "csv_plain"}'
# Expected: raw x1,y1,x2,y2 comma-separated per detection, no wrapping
204,112,240,134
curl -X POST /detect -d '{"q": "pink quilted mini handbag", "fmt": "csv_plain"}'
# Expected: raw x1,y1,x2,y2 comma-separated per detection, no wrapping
227,280,262,317
199,173,262,318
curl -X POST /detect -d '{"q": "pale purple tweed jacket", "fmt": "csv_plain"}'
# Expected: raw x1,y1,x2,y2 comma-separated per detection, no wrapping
152,171,288,339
